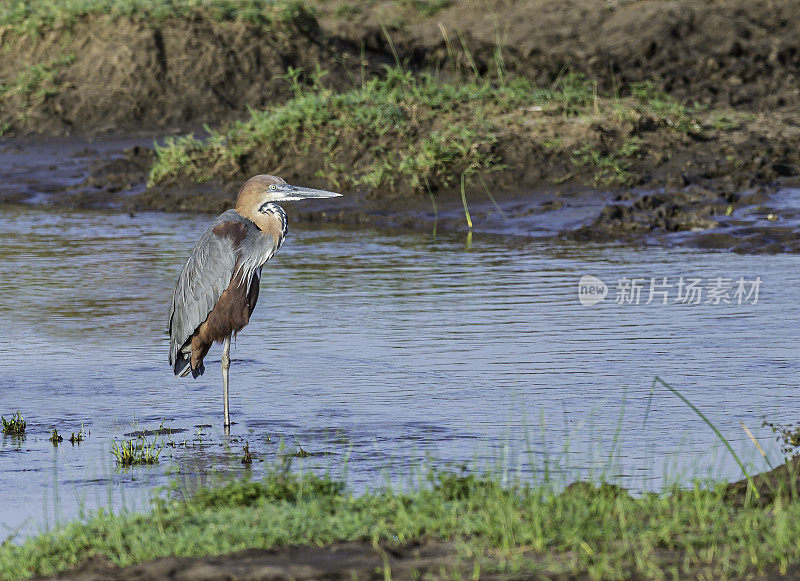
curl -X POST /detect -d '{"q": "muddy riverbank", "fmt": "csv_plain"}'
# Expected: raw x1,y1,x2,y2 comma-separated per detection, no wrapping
3,135,800,253
2,0,800,250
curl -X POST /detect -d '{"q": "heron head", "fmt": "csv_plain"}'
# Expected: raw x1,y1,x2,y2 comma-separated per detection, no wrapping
236,174,341,215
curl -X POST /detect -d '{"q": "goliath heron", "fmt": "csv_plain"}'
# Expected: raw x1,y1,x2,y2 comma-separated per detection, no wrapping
168,174,341,428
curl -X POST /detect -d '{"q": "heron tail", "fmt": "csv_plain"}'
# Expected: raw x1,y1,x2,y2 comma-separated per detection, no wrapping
173,353,192,378
173,342,206,378
174,355,206,378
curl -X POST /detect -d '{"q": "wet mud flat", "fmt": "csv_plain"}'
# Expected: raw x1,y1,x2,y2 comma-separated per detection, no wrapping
3,136,800,254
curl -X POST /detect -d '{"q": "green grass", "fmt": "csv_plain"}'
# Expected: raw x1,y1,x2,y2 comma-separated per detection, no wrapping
148,66,712,195
0,54,75,105
399,0,453,16
110,433,162,466
571,138,641,186
2,466,800,579
629,81,703,134
1,411,26,436
149,67,535,191
0,0,310,34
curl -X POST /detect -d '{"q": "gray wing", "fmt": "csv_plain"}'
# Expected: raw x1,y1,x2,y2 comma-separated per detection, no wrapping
168,210,243,365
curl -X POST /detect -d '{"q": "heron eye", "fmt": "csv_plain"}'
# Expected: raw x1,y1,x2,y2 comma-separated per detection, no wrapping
269,184,277,191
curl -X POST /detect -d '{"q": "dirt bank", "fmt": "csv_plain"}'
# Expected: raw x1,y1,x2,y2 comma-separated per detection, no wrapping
0,10,383,136
318,0,800,113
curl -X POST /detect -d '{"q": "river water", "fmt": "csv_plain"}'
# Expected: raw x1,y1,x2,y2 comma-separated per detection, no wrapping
0,204,796,541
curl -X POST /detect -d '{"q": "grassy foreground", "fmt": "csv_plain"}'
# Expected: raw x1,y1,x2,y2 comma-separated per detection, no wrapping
3,467,800,579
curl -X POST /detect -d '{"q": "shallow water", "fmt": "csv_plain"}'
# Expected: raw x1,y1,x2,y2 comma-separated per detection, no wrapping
0,204,796,541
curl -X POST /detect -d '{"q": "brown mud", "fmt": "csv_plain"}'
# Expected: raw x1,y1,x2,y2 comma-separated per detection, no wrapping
2,0,800,249
3,0,799,135
3,134,800,253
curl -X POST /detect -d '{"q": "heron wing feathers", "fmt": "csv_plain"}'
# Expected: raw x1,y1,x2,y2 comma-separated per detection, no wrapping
169,210,249,365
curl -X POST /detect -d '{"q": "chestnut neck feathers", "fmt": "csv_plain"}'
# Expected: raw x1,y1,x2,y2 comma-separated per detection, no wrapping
234,175,287,247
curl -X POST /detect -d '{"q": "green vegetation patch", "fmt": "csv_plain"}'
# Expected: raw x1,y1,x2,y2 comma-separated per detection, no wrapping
149,66,535,192
110,433,162,466
149,68,711,194
2,468,800,579
399,0,453,16
1,411,26,436
0,0,311,34
0,54,74,104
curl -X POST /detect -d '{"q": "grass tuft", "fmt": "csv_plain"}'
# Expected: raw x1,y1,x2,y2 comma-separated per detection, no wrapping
1,411,26,436
0,54,75,105
571,138,640,186
110,433,162,466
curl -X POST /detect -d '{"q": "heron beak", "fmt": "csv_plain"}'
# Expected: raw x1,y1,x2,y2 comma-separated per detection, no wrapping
276,185,342,202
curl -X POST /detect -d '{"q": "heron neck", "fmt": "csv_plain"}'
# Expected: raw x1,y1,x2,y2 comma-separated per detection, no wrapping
237,205,287,248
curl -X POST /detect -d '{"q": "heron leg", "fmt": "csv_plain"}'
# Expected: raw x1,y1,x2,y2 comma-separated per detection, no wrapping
222,334,232,430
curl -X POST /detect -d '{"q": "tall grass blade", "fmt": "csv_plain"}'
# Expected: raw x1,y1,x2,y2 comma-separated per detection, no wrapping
478,173,506,219
457,30,481,80
378,21,402,71
650,376,759,498
601,387,627,482
460,172,473,229
741,422,773,470
423,176,438,238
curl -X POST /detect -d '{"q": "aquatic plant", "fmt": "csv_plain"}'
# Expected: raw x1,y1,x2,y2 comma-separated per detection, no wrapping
763,418,800,459
49,428,63,445
1,411,26,436
69,427,85,444
241,443,253,465
110,434,161,466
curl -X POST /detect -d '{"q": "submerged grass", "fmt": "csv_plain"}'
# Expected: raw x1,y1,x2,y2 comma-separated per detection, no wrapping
2,465,800,579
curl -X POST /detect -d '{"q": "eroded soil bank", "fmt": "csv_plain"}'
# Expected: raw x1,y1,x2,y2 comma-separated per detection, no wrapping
3,134,800,253
3,0,800,134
